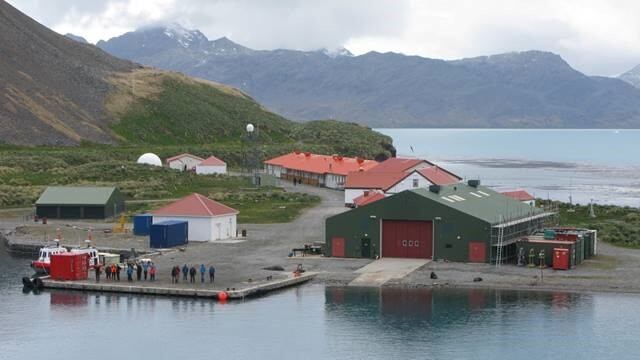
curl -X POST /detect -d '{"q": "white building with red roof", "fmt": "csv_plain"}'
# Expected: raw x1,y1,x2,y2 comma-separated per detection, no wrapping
344,158,461,206
151,193,238,241
500,189,536,206
263,151,377,189
196,155,227,175
166,153,204,172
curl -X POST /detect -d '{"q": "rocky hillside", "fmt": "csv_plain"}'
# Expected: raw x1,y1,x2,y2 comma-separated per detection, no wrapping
99,24,640,128
0,1,136,145
0,2,393,159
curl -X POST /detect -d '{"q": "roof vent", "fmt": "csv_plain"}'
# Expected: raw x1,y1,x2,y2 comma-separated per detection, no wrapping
468,179,480,188
356,157,364,164
294,150,301,155
429,185,441,194
304,152,311,157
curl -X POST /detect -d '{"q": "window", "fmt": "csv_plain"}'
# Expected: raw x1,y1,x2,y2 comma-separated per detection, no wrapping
412,179,419,188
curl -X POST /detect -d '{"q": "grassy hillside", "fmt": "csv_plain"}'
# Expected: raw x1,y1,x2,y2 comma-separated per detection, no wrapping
107,70,295,145
103,69,395,160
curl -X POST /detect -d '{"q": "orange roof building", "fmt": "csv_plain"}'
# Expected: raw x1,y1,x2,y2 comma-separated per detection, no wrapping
264,151,377,189
152,193,238,241
501,190,536,205
344,157,461,206
166,153,204,172
352,190,386,208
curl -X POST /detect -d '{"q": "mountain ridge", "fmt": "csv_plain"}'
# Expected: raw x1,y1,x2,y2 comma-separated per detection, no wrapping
97,25,640,128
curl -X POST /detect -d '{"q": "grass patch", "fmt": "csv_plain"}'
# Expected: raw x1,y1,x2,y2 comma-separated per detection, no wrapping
0,149,320,223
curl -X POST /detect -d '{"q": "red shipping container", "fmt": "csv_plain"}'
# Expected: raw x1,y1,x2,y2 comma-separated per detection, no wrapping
50,253,89,281
553,248,570,270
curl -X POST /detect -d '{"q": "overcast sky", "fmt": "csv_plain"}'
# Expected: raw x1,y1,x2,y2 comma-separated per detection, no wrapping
8,0,640,76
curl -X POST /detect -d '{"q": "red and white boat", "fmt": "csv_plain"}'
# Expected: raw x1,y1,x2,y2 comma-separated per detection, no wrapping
31,240,68,274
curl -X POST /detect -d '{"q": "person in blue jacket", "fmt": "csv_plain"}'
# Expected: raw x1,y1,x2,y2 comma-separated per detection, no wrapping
200,264,206,283
209,266,215,283
182,264,189,282
126,265,133,282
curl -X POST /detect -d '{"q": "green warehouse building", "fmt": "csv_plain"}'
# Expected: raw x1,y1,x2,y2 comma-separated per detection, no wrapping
325,181,555,264
36,186,125,219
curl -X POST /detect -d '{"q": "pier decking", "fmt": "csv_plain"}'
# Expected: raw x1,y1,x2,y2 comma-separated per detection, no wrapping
41,272,317,300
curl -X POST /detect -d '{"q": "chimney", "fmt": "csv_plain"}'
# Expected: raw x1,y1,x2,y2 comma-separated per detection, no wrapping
468,179,480,188
429,185,441,194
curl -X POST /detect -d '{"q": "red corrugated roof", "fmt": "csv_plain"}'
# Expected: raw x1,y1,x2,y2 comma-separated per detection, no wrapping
165,153,204,164
417,167,461,185
501,190,535,202
264,152,377,176
368,158,429,172
353,191,386,207
345,171,409,190
152,193,238,217
199,155,226,166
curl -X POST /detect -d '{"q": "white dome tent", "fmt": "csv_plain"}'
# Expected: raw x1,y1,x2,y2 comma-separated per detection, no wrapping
137,153,162,167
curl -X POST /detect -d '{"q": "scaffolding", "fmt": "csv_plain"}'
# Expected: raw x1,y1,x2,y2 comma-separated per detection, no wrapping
491,203,558,265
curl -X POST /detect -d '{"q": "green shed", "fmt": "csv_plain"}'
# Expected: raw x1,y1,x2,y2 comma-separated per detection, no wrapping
325,182,555,263
36,186,125,220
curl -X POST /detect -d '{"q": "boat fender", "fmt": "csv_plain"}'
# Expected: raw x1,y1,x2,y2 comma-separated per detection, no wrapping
22,277,34,289
33,277,44,290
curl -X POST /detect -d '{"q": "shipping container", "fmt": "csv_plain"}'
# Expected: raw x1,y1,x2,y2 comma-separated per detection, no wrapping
516,239,574,267
133,214,153,236
150,220,188,248
553,248,570,270
50,253,89,281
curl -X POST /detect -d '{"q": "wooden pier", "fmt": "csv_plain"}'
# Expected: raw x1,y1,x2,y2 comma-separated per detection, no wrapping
41,272,317,300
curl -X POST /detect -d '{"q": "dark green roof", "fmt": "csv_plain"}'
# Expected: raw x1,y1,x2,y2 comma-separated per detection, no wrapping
411,184,544,225
36,186,118,206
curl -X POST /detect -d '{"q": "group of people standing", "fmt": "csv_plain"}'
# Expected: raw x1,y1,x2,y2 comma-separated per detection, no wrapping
171,264,215,284
94,261,157,283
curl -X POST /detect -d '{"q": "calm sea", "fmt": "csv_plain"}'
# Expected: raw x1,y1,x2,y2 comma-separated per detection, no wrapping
376,129,640,207
2,246,640,360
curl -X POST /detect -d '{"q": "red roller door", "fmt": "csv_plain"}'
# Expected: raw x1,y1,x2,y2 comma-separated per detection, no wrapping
332,237,345,257
468,242,486,263
382,220,432,259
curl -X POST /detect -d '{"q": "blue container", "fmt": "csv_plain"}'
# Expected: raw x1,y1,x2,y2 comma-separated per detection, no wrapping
150,220,188,248
133,214,153,236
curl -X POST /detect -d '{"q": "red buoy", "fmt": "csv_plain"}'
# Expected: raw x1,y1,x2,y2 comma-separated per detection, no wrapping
218,291,228,301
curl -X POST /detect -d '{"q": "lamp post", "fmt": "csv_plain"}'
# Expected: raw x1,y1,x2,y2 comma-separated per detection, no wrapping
245,123,259,185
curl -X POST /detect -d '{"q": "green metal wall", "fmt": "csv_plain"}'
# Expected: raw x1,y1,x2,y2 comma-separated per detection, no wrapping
104,189,125,219
325,191,492,262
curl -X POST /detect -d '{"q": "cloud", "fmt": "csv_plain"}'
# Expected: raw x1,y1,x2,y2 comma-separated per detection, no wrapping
7,0,640,75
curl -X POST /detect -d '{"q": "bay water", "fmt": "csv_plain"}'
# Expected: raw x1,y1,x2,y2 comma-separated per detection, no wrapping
376,129,640,207
2,246,640,359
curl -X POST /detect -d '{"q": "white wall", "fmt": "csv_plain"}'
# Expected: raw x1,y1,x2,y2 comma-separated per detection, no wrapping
265,164,282,177
153,215,237,241
196,164,227,175
210,214,236,240
387,172,433,194
345,188,369,205
168,156,203,171
325,174,345,189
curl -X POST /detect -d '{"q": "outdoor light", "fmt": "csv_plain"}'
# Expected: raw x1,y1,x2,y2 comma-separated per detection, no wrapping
246,123,255,133
435,216,442,221
369,215,377,219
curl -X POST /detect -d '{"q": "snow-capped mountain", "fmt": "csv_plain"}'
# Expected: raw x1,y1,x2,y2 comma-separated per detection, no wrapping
97,25,640,128
619,64,640,89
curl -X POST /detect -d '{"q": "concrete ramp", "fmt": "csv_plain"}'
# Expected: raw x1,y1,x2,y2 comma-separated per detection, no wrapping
349,258,429,287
